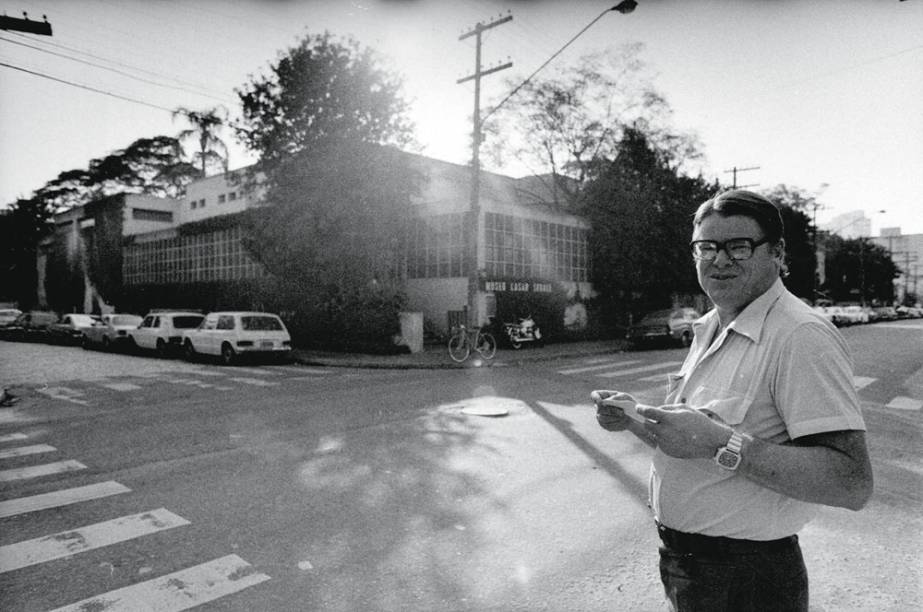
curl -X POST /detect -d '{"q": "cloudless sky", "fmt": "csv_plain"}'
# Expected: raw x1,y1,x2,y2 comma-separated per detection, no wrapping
1,0,921,234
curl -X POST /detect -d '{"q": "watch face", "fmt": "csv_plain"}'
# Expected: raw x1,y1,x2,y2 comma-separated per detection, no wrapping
717,449,741,470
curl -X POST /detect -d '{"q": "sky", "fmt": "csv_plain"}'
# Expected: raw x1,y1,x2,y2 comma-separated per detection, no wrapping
1,0,921,235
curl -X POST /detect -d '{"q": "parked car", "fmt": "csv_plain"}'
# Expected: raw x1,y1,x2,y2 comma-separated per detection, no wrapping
82,313,143,350
0,308,22,327
182,311,292,365
131,311,205,356
812,306,836,325
870,306,899,322
840,305,870,325
0,310,59,342
896,305,923,319
627,307,701,348
47,313,101,345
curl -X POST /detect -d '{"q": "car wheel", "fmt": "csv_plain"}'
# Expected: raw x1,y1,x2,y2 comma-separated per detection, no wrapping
102,336,111,351
183,340,197,361
81,335,91,350
155,338,168,358
680,330,693,348
220,343,236,365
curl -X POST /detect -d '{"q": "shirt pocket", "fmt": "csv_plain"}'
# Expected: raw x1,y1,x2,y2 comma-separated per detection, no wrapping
687,384,751,426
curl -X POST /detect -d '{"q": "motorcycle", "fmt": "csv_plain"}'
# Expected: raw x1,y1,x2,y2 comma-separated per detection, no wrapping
502,315,542,349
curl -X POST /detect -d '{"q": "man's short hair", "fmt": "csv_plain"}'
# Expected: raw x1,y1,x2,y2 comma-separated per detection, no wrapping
693,190,785,244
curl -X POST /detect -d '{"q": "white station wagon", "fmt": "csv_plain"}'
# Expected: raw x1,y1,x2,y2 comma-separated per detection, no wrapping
182,311,292,365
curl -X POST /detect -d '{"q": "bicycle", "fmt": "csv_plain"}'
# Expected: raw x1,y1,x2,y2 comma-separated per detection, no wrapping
447,324,497,363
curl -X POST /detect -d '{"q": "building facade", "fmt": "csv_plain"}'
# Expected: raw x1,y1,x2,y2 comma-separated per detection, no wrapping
871,229,923,305
46,152,593,335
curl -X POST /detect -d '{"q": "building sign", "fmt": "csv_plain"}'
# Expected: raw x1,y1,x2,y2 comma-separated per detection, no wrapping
481,279,553,293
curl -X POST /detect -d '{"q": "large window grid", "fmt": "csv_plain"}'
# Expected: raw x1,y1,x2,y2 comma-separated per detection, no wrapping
123,225,265,285
484,212,588,282
405,213,468,279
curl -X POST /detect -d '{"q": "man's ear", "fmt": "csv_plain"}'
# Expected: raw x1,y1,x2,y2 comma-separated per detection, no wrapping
773,238,786,260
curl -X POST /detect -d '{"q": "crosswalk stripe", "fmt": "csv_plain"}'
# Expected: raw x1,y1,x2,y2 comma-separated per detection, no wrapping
558,359,642,375
854,376,876,390
0,443,56,459
273,366,331,375
0,481,131,519
0,508,189,573
596,361,683,379
224,366,281,376
50,554,270,612
101,382,143,392
886,396,923,411
0,459,86,482
0,432,29,443
36,387,88,406
229,377,280,387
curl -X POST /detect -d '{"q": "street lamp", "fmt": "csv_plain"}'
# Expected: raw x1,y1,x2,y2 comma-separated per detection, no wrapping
467,3,637,329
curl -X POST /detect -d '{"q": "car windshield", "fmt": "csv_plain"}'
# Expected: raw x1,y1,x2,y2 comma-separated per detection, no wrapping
112,315,142,326
70,315,97,325
173,316,204,329
641,310,674,322
241,315,284,331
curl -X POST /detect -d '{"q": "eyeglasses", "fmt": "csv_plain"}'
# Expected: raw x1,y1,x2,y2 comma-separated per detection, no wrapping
690,237,769,262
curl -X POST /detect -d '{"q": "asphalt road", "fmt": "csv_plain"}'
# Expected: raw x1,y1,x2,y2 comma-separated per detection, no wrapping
1,321,921,611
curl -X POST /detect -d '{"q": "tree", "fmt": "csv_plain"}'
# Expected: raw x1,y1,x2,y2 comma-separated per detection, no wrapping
482,44,702,206
821,234,897,305
172,106,229,177
760,185,817,300
233,31,420,348
0,197,55,308
581,128,719,324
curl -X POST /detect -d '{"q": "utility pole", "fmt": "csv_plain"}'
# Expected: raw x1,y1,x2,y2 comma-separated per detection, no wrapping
457,13,512,328
0,12,53,35
723,165,760,189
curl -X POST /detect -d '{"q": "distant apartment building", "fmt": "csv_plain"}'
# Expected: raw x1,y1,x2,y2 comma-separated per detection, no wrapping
823,210,871,238
870,228,923,304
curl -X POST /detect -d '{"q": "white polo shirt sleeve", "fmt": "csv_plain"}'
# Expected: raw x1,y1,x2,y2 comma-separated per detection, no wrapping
772,321,866,439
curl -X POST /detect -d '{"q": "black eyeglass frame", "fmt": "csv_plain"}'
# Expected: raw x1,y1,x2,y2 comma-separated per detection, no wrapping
690,237,770,262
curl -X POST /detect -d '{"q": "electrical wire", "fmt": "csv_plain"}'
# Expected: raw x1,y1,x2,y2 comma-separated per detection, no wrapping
0,34,234,104
0,60,182,114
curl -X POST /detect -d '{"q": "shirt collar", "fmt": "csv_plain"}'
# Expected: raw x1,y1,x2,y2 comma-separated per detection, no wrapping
693,278,786,344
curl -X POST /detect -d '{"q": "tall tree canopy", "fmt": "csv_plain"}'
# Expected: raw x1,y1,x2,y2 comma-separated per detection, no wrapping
581,128,718,321
483,44,701,206
759,185,818,301
232,31,420,347
173,106,229,177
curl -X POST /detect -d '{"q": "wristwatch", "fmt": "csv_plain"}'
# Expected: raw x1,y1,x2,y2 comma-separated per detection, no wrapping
714,431,744,471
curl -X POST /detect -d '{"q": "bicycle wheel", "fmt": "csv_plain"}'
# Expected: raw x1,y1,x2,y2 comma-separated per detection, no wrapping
448,332,470,362
475,331,497,360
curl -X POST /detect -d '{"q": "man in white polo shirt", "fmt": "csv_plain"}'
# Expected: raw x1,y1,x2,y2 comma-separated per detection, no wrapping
594,190,872,611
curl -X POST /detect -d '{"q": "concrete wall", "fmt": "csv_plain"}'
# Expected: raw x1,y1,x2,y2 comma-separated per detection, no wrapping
405,277,468,335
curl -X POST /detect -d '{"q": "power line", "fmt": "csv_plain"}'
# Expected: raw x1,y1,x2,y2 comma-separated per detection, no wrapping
4,29,233,100
0,34,234,104
0,60,180,114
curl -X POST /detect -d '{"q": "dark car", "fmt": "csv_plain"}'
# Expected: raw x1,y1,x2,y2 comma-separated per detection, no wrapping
47,313,102,345
0,310,60,342
627,307,701,348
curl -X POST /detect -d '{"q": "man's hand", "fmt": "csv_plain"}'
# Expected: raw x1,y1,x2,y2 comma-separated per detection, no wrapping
637,404,731,458
592,390,634,432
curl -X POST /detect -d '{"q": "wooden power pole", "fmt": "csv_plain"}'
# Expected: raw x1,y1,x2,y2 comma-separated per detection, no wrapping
457,13,512,328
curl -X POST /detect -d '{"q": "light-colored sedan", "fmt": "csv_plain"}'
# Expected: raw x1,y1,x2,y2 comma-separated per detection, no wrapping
0,308,22,327
47,313,101,345
131,311,205,357
82,313,144,351
182,311,292,365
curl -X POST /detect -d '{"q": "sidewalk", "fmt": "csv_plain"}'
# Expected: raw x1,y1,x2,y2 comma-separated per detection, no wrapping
292,338,631,369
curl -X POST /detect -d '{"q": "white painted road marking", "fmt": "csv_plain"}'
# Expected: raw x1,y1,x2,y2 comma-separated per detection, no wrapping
225,366,281,376
0,508,190,573
0,481,131,519
596,361,684,379
0,432,29,443
50,554,270,612
854,376,877,390
229,377,280,387
0,459,86,482
273,366,332,375
886,396,923,411
101,382,143,392
558,359,641,375
0,443,56,459
36,386,88,406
